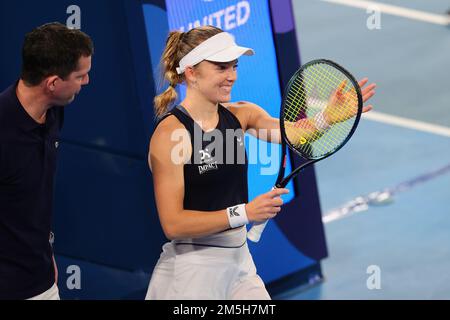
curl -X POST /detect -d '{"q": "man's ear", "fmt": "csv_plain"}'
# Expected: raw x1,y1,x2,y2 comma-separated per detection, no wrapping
44,76,60,92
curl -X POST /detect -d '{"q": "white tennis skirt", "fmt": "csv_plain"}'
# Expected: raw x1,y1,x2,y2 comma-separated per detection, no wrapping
145,228,270,300
27,283,60,300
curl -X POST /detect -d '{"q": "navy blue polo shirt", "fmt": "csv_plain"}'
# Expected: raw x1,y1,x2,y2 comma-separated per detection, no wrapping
0,82,64,299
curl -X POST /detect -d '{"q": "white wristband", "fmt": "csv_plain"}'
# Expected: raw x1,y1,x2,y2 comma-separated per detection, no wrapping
226,203,249,228
314,111,331,130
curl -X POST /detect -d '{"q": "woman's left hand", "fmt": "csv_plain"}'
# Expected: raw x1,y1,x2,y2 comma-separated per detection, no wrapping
324,77,376,125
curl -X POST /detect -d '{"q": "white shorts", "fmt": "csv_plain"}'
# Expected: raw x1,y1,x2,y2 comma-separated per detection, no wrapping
27,283,60,300
145,241,270,300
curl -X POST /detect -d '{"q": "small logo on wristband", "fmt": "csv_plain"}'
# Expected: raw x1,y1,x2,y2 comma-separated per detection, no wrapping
227,204,248,228
229,206,240,217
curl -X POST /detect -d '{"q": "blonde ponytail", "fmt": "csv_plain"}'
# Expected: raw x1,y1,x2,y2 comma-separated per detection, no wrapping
154,84,178,117
154,31,184,117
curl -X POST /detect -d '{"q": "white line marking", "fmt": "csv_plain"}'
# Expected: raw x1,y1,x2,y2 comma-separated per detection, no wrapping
322,163,450,224
362,111,450,138
321,0,450,25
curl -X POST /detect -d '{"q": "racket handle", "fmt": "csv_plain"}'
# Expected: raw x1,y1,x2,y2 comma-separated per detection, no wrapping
247,186,279,243
247,220,269,242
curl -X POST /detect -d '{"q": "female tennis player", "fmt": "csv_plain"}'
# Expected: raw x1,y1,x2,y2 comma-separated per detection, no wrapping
145,26,376,300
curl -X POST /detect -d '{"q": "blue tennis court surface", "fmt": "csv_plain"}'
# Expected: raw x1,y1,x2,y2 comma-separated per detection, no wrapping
276,0,450,299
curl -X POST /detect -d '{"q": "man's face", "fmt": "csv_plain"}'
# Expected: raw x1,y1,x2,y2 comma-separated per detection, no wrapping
52,55,91,106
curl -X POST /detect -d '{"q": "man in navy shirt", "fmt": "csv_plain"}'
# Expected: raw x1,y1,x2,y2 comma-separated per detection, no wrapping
0,22,93,300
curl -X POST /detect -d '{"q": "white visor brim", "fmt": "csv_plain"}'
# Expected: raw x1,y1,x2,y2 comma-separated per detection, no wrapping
206,45,254,63
176,32,255,74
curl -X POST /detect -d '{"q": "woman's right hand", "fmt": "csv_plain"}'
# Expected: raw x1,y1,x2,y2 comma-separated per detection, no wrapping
245,188,290,222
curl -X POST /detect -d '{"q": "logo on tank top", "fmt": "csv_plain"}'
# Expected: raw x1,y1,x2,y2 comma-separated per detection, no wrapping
198,148,218,175
199,148,211,161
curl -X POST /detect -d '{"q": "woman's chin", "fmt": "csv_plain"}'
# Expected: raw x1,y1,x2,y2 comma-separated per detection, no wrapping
218,94,232,103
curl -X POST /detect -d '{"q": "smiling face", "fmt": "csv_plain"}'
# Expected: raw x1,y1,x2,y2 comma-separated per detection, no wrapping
188,59,238,103
50,55,92,106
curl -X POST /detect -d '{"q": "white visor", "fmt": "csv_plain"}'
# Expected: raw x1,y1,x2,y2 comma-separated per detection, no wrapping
176,32,254,74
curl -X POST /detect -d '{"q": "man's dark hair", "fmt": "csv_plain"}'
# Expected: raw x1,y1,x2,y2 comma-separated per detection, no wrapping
21,22,94,86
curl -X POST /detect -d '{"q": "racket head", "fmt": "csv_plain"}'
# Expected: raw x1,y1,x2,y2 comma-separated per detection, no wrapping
280,59,363,162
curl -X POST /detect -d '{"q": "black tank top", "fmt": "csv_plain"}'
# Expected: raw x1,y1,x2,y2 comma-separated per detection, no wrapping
156,104,248,212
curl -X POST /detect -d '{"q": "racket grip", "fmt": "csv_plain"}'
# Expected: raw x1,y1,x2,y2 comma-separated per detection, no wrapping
247,220,269,242
247,186,278,243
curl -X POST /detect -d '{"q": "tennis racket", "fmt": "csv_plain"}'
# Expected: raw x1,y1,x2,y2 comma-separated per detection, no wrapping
247,59,363,243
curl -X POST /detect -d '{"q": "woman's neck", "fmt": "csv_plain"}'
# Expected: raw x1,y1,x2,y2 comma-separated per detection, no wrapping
181,91,220,131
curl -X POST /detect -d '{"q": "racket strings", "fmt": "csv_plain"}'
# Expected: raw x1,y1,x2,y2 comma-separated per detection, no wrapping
287,71,353,143
287,85,353,155
291,81,355,155
308,67,357,145
283,63,359,159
